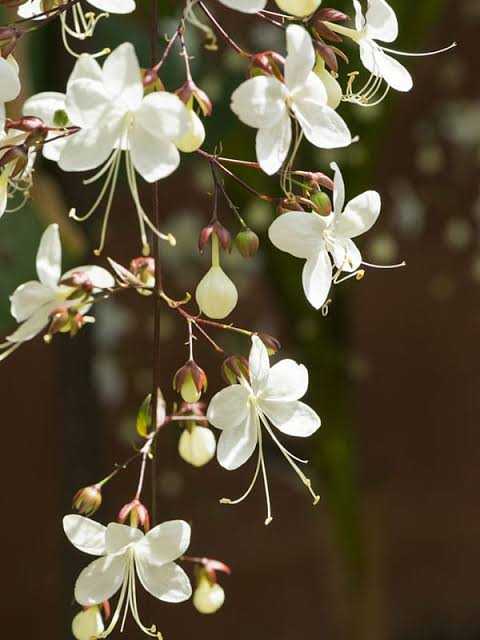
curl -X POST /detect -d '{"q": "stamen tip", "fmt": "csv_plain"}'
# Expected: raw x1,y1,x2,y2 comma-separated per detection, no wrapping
167,233,177,247
43,334,52,344
220,498,232,504
93,249,102,256
313,495,320,506
68,207,76,218
264,516,273,526
356,269,365,281
142,243,151,257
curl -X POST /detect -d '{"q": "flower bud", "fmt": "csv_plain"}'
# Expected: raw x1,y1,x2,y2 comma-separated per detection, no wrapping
195,266,238,320
221,355,249,385
136,390,166,438
72,606,104,640
72,485,102,516
178,423,216,467
315,7,348,22
275,0,321,17
176,79,213,117
198,221,231,254
130,256,155,293
249,51,284,79
258,333,281,355
175,109,205,153
173,360,208,403
142,68,164,93
276,197,305,215
118,499,150,531
234,228,259,259
193,574,225,615
311,191,333,215
6,116,45,133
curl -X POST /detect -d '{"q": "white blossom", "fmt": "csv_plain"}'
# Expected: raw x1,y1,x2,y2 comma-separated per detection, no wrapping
0,224,114,360
63,515,192,638
231,25,351,175
207,335,321,524
217,0,321,18
268,162,381,309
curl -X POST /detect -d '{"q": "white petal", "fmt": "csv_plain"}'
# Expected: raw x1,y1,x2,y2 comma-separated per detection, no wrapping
178,426,216,467
66,78,112,128
43,136,67,162
137,92,190,142
5,303,55,343
67,54,103,90
102,43,143,111
261,360,308,402
231,76,287,129
22,91,66,127
105,523,143,555
302,250,332,309
330,162,345,217
136,520,191,566
10,281,54,322
36,224,61,287
135,559,192,603
75,555,126,606
293,99,351,149
330,238,362,272
63,514,107,556
285,25,316,92
261,399,320,437
268,211,327,259
217,403,259,470
0,175,7,217
353,0,366,31
290,71,327,105
17,0,43,19
334,191,381,239
249,334,270,394
88,0,135,13
359,41,412,92
256,113,292,175
207,384,250,430
217,0,266,12
0,57,20,103
365,0,398,43
63,265,116,290
130,123,180,182
72,607,104,640
275,0,321,17
59,123,120,172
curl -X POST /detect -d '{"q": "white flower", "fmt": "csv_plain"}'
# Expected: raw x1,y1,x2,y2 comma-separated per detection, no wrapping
63,515,192,639
217,0,321,18
179,425,216,467
72,606,105,640
193,577,225,614
24,44,201,253
0,55,20,109
0,224,115,360
268,162,380,309
207,335,321,524
18,0,135,19
231,25,351,175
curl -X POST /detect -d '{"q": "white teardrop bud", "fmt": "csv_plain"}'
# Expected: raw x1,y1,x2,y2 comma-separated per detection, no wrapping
179,425,216,467
195,266,238,319
193,578,225,614
175,110,205,153
72,607,104,640
314,58,342,110
275,0,322,18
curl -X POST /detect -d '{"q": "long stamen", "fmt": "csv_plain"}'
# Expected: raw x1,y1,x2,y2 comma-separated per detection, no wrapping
93,149,122,255
361,260,406,269
96,564,130,639
129,553,162,638
333,268,365,285
258,427,273,526
220,447,262,505
125,151,151,255
70,149,120,222
380,42,457,57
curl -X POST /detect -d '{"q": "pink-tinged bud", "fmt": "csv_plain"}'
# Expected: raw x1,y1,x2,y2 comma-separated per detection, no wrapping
173,360,208,403
234,228,260,259
198,221,231,253
130,256,155,288
177,80,213,117
101,600,111,621
311,191,332,215
257,333,281,355
72,485,102,516
221,355,249,385
204,559,232,577
249,51,284,80
314,41,341,73
60,270,94,293
305,171,335,191
177,400,207,417
6,116,45,133
314,22,343,44
276,197,305,215
315,7,348,22
118,499,150,532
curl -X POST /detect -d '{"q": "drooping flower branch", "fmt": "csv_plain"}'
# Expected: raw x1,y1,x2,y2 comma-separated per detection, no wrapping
0,0,458,636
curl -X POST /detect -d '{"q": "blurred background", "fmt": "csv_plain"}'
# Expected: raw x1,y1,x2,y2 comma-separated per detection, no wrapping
0,0,478,638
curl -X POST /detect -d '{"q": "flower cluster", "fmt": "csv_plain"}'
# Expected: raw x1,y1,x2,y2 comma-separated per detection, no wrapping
0,0,456,637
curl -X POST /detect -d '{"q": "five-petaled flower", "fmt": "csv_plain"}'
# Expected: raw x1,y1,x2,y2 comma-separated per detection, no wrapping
207,335,321,524
231,25,351,175
0,224,115,361
63,514,192,639
268,162,381,309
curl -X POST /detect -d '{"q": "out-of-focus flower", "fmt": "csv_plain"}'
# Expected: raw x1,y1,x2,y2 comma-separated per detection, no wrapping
72,605,104,640
218,0,321,18
178,423,216,467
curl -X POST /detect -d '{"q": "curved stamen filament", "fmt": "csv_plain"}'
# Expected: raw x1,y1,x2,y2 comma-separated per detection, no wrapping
380,42,457,57
60,7,110,58
220,438,262,506
258,427,273,525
